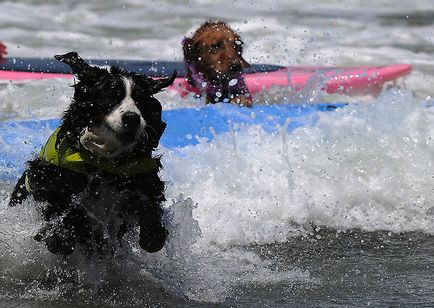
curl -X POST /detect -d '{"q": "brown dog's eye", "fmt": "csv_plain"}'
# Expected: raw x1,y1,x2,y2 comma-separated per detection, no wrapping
209,41,223,53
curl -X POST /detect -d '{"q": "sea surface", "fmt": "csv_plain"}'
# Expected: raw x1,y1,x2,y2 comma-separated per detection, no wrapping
0,0,433,307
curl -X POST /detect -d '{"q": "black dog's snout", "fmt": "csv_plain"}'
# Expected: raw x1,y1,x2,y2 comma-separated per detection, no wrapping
122,112,141,130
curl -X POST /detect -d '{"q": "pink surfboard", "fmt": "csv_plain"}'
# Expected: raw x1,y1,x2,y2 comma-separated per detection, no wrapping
170,64,411,97
0,62,411,97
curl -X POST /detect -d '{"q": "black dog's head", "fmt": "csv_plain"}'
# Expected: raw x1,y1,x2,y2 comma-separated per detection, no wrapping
55,52,176,158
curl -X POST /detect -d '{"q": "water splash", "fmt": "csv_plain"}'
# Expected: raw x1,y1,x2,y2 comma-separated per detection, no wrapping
0,89,433,304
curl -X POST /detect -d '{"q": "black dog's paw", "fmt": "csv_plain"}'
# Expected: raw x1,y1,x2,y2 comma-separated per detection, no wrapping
34,223,76,255
139,225,168,253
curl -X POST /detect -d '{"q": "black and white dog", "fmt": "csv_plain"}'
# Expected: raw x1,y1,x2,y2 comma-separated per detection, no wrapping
9,52,176,255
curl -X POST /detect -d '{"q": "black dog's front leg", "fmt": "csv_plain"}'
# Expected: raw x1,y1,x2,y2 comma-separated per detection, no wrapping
33,214,78,255
139,202,168,253
9,172,29,207
121,173,168,253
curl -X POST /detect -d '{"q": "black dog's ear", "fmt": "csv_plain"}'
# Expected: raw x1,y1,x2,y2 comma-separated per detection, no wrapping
54,51,105,81
182,37,198,64
150,70,177,94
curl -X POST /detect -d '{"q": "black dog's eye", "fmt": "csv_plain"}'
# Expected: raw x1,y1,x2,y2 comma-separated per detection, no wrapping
92,78,126,113
131,85,149,106
97,78,125,101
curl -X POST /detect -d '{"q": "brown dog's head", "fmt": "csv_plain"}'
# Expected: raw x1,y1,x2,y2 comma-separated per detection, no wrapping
183,21,250,82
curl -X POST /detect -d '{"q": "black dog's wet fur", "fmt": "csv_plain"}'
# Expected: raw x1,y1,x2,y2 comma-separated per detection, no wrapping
9,52,176,255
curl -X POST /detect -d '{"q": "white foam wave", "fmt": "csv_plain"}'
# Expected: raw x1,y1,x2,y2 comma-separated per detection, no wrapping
162,89,434,249
0,195,308,303
1,86,433,303
0,91,432,304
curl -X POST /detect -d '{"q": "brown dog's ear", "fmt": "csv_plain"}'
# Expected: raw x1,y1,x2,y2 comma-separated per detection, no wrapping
0,41,7,64
241,57,250,69
182,37,198,64
233,37,250,69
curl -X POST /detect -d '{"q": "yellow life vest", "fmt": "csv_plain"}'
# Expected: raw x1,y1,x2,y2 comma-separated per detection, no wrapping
38,126,158,176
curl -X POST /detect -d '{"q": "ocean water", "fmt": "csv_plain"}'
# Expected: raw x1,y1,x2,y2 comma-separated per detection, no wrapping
0,0,433,307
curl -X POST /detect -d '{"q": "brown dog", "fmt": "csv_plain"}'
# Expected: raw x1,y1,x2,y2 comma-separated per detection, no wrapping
183,21,252,107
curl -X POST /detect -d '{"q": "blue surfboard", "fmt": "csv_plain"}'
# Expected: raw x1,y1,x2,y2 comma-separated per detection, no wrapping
0,103,344,181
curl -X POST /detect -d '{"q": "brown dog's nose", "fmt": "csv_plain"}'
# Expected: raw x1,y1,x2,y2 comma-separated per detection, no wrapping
229,62,242,73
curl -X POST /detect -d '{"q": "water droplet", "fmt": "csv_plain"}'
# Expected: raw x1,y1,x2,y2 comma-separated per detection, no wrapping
228,79,238,87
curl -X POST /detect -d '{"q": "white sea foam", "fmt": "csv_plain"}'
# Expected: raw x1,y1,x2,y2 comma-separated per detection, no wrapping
162,89,434,248
0,189,309,303
1,89,432,302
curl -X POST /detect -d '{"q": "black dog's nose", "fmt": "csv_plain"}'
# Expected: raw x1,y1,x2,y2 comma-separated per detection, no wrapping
122,112,141,130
